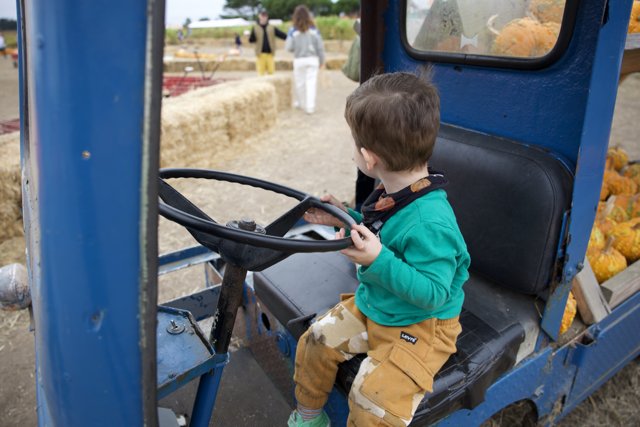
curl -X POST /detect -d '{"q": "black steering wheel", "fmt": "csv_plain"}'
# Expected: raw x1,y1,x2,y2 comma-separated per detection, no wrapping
158,168,356,271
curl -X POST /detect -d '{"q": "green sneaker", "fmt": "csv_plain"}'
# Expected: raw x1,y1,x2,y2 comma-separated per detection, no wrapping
287,410,331,427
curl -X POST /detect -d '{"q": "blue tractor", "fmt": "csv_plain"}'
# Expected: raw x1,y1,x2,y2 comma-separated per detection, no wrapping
5,0,639,425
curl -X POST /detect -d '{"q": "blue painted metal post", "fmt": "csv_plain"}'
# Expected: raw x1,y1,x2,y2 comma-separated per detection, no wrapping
190,360,228,427
19,0,164,425
540,0,635,340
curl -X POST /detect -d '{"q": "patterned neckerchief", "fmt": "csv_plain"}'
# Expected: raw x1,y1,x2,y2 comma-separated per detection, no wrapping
361,169,448,234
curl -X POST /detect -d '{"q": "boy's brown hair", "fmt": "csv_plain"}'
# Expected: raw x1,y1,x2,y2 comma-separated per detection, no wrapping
344,71,440,171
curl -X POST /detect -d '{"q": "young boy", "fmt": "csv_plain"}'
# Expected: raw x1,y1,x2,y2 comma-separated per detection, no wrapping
288,72,471,427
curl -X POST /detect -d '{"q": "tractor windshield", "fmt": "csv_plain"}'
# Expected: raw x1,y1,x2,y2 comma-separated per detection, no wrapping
406,0,567,59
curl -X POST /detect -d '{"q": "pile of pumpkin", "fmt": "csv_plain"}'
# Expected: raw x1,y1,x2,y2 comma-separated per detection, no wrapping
587,147,640,284
490,0,640,57
491,0,564,57
560,148,640,335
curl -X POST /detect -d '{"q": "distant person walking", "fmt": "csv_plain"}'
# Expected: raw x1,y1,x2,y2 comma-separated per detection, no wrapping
249,11,287,75
234,33,243,53
285,5,325,114
0,34,6,59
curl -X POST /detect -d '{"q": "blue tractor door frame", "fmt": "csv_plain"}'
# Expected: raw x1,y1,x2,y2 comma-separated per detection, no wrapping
17,0,164,425
363,0,634,340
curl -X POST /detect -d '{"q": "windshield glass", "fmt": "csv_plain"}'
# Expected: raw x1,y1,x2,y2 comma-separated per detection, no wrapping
406,0,566,59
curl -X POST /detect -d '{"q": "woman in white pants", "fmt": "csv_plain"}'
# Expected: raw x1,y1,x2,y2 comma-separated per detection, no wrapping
285,5,325,114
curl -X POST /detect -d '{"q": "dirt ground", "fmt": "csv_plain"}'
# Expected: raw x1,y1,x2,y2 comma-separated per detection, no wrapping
1,47,639,425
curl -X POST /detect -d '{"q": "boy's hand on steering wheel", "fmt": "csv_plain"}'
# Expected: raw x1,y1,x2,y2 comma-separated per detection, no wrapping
338,224,382,266
304,194,348,228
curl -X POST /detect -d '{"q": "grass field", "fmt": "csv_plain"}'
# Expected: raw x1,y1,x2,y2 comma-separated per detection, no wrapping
1,31,17,48
166,16,356,45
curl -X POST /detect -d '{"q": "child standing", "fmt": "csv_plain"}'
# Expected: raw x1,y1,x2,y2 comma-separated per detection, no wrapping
289,72,471,427
285,5,325,114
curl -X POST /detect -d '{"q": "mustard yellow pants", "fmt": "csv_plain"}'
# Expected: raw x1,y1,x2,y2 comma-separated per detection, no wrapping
256,53,275,75
294,295,461,427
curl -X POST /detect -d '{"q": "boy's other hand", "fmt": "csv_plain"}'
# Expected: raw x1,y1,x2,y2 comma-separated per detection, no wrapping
304,194,348,228
338,224,382,266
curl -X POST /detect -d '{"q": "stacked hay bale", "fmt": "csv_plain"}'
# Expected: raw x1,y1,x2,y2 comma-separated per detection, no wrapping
262,75,293,112
161,75,292,168
0,132,22,244
164,56,347,74
0,75,292,261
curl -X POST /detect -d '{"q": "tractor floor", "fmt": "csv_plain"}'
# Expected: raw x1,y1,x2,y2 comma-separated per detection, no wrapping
159,347,293,426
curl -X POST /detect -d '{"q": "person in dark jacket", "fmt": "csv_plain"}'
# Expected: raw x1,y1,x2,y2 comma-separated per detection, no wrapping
249,11,287,75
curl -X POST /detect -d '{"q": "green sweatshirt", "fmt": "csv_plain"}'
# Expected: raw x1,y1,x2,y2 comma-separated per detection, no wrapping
349,189,470,326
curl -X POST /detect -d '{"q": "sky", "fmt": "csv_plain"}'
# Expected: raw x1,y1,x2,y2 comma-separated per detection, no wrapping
0,0,226,27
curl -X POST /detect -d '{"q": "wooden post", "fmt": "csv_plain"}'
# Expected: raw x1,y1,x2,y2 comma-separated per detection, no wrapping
572,260,611,324
600,259,640,308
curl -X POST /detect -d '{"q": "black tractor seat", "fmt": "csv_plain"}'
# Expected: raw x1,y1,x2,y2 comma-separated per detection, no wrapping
253,124,573,424
254,251,530,425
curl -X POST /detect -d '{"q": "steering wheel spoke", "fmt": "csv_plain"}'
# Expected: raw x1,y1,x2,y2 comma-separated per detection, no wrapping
266,197,313,237
158,178,224,251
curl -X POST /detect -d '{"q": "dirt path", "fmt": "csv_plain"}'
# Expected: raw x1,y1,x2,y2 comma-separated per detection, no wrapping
0,70,638,426
0,56,20,121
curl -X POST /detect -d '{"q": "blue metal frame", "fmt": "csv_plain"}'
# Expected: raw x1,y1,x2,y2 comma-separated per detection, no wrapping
159,245,218,275
20,0,163,425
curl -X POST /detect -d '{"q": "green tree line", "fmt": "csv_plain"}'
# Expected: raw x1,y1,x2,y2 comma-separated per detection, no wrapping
222,0,359,20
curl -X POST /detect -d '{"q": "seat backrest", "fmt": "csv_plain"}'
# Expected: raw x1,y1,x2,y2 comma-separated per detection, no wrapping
430,125,573,295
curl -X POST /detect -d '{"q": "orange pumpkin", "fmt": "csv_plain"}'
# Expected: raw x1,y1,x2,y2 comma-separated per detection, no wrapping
630,1,640,33
587,225,606,258
610,221,640,262
588,237,628,283
623,163,640,187
605,170,638,196
491,18,560,57
607,146,629,171
530,0,566,24
613,194,640,219
598,216,618,237
559,291,577,335
603,196,630,222
600,181,610,201
594,199,619,237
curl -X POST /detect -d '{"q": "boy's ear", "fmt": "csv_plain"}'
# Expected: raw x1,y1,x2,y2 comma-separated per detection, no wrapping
360,148,378,171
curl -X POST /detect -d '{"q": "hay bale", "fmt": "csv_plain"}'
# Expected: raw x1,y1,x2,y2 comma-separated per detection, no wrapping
260,75,292,112
275,58,294,71
161,98,230,168
0,236,26,267
164,56,344,73
217,81,277,143
0,133,23,244
325,56,347,70
161,78,289,168
218,57,258,72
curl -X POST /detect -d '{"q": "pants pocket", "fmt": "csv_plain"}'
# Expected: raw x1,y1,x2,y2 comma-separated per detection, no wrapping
359,345,433,420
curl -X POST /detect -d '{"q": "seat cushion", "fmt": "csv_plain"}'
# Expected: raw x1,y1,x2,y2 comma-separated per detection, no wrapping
429,125,573,295
254,251,358,340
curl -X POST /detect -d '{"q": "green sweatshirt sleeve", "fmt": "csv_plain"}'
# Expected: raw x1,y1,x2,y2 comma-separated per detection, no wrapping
358,222,458,310
346,207,363,223
335,207,362,236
